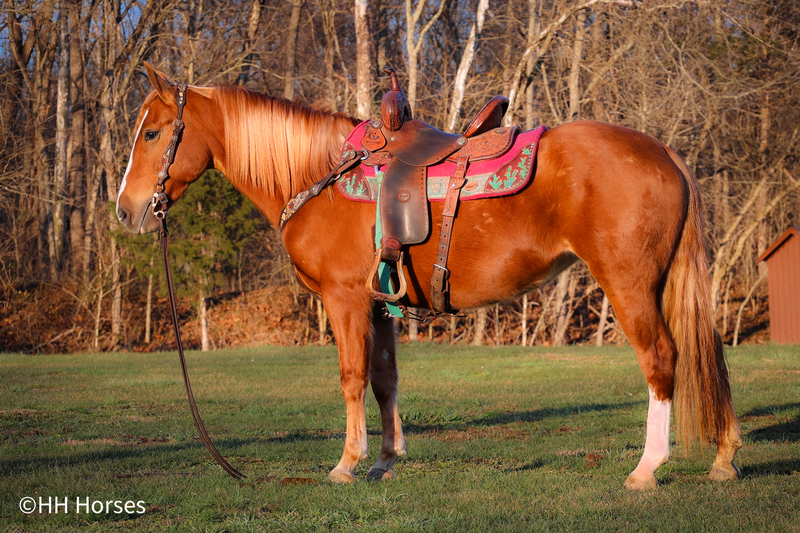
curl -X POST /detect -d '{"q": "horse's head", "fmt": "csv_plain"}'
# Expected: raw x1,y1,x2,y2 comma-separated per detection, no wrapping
116,63,220,233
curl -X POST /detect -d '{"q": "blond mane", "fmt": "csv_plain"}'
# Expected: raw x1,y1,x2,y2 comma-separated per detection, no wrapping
215,86,359,200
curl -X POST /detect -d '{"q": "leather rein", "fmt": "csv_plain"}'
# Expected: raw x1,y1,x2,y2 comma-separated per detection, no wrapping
151,84,245,480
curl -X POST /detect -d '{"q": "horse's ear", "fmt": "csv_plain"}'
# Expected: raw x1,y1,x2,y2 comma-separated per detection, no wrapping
144,62,175,105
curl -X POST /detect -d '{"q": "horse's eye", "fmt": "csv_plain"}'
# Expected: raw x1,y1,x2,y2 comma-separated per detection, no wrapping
144,131,159,142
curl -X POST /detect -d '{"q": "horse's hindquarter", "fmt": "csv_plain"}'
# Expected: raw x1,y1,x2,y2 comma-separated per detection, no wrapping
441,121,689,309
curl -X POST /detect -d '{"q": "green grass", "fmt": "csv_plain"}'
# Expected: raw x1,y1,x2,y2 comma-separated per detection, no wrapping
1,344,799,531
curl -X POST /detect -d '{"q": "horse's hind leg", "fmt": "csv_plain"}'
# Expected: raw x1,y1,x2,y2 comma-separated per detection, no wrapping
602,288,677,490
708,339,743,481
365,306,406,481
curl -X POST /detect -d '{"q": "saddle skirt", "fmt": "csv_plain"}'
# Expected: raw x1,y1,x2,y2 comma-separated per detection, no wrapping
337,121,547,203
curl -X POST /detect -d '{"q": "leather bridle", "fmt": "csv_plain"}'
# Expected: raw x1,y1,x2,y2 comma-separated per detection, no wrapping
151,83,245,480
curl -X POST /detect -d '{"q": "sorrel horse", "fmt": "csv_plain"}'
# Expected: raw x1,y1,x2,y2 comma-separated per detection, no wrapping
116,64,742,490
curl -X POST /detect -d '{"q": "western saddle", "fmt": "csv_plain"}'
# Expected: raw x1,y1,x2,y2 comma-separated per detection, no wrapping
363,68,517,313
280,67,522,314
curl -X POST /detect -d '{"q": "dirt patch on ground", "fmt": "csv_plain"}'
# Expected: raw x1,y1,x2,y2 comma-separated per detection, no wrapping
63,435,173,447
537,352,614,365
0,409,39,417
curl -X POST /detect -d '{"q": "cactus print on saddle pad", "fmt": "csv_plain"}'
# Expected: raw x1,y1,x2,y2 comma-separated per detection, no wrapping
337,122,547,202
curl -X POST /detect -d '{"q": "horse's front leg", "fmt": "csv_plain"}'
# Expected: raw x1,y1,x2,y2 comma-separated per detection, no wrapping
366,306,405,481
323,288,374,484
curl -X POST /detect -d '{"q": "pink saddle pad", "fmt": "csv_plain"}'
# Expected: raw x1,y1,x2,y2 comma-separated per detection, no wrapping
337,122,546,202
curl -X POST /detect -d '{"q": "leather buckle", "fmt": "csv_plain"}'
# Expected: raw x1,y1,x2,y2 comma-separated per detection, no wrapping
152,191,169,218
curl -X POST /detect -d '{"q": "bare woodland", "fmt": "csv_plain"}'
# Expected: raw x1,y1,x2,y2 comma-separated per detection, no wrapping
1,0,798,353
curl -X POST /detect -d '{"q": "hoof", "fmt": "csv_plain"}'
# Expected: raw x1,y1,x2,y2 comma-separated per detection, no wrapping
328,471,356,484
708,462,741,481
365,468,395,482
624,474,657,491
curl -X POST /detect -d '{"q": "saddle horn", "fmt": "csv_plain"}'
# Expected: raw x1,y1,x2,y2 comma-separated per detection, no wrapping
381,67,412,132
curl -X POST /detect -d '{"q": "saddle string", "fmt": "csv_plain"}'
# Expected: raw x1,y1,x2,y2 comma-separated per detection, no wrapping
153,84,246,480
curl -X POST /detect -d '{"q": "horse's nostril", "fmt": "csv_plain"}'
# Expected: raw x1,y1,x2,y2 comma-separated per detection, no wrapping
117,206,130,226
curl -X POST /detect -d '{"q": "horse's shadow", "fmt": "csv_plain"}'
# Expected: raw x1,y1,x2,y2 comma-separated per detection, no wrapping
6,401,797,478
1,401,640,477
742,458,800,478
400,401,643,435
742,402,800,443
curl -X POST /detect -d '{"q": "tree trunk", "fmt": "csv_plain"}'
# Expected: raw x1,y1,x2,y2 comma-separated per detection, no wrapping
408,311,419,342
200,289,209,352
552,266,576,346
317,298,327,345
525,0,539,130
67,0,87,279
94,286,104,350
471,307,488,346
320,0,338,108
756,97,770,278
404,0,445,113
283,0,302,100
567,9,587,121
182,0,202,85
531,287,556,346
373,0,388,76
238,0,262,85
445,0,489,132
595,292,609,347
52,8,70,281
494,303,501,345
521,293,528,346
34,42,56,279
354,0,370,118
98,70,123,344
83,165,102,285
721,273,732,339
145,268,154,345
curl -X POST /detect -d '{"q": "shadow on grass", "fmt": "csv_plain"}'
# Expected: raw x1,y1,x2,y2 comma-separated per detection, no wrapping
742,457,800,477
504,459,548,473
0,439,214,477
742,403,800,443
402,400,644,435
1,401,643,477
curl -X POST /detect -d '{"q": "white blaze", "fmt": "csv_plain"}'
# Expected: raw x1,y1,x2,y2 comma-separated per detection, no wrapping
117,107,150,205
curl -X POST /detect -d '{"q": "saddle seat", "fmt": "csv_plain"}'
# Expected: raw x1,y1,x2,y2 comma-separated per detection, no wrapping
364,94,511,168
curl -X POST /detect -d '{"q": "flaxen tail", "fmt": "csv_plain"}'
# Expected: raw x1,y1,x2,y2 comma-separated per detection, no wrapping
661,146,738,451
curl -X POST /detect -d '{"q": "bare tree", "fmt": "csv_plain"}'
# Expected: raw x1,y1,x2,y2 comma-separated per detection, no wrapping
404,0,445,112
445,0,489,133
354,0,370,118
284,0,303,100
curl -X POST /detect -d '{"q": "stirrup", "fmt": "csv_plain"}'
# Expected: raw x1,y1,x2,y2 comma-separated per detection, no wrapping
366,249,408,303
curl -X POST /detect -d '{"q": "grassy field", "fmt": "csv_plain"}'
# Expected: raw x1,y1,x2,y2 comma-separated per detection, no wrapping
1,343,798,532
